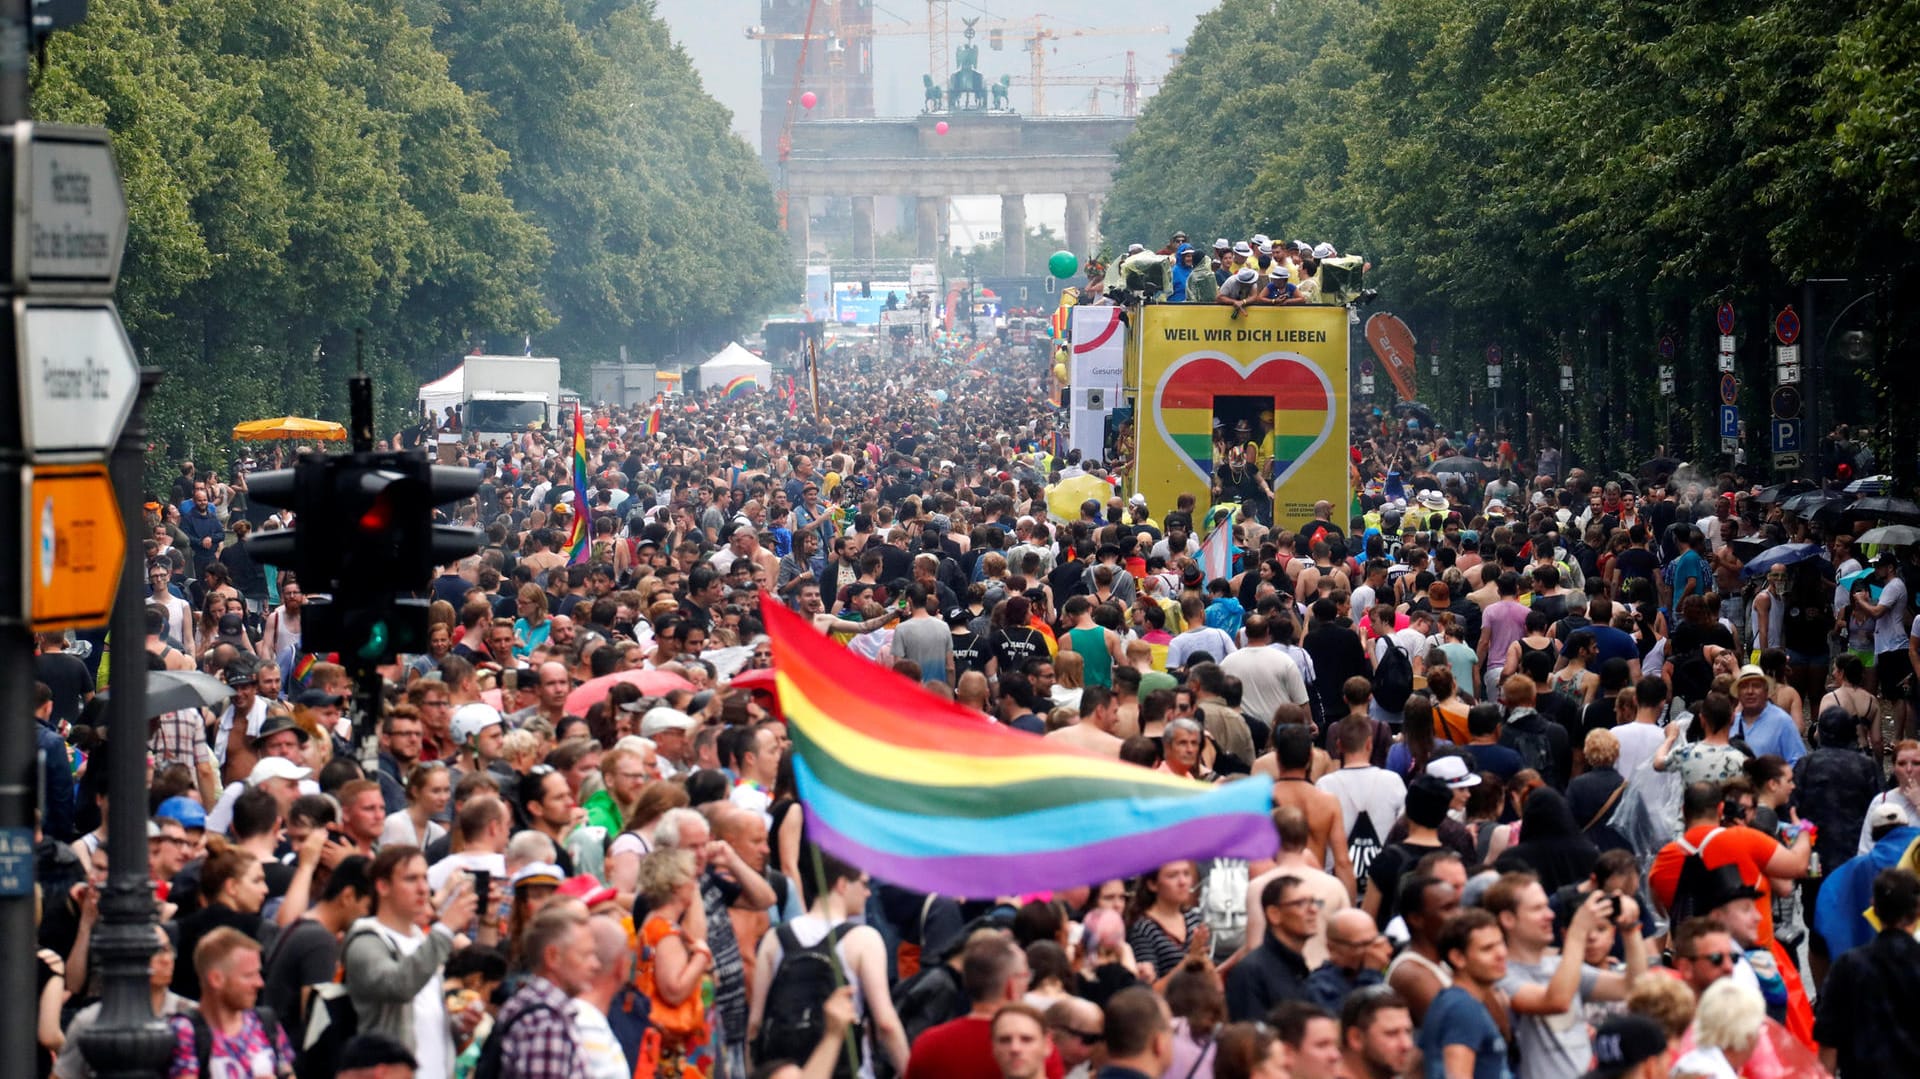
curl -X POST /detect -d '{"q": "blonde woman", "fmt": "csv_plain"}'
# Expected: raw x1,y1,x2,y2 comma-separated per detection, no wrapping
512,583,550,657
1672,979,1767,1079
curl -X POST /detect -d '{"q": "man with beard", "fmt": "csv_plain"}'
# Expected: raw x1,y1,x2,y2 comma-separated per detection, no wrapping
1339,986,1415,1079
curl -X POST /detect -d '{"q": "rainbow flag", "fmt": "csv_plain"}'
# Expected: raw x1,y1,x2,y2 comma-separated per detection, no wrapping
564,408,590,564
763,594,1275,897
644,398,662,438
722,375,756,399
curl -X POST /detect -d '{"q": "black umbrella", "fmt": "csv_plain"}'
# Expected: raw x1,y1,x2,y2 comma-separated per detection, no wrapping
1430,456,1488,475
1393,401,1437,426
96,670,232,716
1753,479,1814,505
1782,489,1851,518
1847,496,1920,523
1639,456,1680,477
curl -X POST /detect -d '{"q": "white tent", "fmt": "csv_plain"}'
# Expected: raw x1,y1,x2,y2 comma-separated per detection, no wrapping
700,343,772,390
419,364,463,418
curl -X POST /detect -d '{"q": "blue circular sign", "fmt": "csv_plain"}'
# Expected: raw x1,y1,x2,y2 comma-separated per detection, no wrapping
1717,303,1736,336
1719,372,1738,404
1659,335,1675,359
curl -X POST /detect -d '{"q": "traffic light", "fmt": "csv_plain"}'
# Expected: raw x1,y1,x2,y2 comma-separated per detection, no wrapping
246,452,483,664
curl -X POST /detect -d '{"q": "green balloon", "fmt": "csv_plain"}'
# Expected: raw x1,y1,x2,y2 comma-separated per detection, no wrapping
1048,250,1078,279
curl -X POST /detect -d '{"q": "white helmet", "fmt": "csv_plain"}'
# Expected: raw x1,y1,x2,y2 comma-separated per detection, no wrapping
451,703,504,745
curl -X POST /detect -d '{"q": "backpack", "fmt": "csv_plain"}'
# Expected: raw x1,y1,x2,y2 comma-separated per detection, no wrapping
191,1007,284,1079
1200,859,1249,960
893,961,967,1044
297,928,397,1079
753,924,863,1077
1373,638,1414,712
1502,714,1557,787
472,1002,560,1079
1665,827,1726,925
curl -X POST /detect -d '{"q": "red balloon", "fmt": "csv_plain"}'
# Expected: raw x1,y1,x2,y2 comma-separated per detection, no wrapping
935,121,949,135
800,91,817,110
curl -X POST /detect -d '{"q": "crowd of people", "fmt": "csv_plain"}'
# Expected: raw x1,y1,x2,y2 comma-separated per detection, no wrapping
23,319,1920,1079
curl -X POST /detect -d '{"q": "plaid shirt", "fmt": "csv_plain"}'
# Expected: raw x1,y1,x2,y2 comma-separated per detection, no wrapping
150,708,206,772
494,973,588,1079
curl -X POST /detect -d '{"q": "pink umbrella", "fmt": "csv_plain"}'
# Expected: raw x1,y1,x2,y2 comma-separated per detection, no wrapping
565,669,696,716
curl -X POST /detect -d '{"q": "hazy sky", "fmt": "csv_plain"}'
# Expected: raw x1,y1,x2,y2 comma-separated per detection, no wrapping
652,0,1213,144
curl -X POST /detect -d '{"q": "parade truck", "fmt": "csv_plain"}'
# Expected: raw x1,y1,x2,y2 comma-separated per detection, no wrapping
418,355,564,445
1058,302,1352,530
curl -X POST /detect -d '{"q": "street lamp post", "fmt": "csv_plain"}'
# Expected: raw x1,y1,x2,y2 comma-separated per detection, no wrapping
77,370,176,1079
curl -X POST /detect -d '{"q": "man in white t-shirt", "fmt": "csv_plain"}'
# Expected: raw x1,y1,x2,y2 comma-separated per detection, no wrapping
1860,552,1912,739
1220,615,1310,724
426,795,510,891
571,917,636,1079
1367,606,1430,726
1611,677,1669,778
1315,714,1406,896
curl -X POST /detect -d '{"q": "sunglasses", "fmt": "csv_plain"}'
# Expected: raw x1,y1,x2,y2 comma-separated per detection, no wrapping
1055,1029,1103,1044
1686,951,1733,966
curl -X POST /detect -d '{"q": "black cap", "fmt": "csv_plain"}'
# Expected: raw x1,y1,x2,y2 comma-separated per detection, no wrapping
252,714,311,746
1698,863,1764,912
1579,1014,1667,1078
292,688,345,709
944,606,972,626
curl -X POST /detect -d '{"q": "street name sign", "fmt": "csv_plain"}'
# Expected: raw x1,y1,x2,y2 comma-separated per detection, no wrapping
15,299,139,459
8,122,127,294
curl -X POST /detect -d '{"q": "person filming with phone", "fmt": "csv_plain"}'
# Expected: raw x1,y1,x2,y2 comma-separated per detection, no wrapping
343,846,488,1079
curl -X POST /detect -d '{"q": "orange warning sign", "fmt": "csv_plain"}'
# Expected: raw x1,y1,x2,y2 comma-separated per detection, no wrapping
28,463,125,631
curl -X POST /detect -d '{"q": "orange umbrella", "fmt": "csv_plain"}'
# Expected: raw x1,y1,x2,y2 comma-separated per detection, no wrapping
565,669,696,717
232,416,347,442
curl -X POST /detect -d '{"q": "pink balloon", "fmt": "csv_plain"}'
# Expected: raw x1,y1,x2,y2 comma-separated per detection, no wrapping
935,121,949,135
800,91,817,110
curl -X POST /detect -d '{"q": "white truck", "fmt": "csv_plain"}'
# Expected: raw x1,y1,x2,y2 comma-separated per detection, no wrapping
420,355,563,445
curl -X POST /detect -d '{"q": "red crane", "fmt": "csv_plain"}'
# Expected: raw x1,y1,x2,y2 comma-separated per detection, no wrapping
776,0,823,234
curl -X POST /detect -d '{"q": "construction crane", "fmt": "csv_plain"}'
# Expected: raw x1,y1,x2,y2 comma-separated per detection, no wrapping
1010,50,1161,116
1013,27,1166,114
772,0,824,235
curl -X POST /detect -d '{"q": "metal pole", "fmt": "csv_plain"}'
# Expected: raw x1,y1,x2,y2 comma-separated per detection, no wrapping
1803,281,1818,480
77,369,175,1079
0,7,32,1072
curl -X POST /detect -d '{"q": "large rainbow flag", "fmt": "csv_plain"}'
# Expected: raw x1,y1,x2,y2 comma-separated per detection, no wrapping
722,375,757,400
763,595,1275,897
564,408,590,564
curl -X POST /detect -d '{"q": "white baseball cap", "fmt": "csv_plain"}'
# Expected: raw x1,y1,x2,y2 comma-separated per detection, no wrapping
1868,801,1911,832
452,703,505,745
641,706,697,738
1312,242,1338,259
1426,756,1481,790
248,757,312,786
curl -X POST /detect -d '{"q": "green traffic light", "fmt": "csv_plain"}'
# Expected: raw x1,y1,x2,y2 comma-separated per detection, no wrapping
357,620,390,661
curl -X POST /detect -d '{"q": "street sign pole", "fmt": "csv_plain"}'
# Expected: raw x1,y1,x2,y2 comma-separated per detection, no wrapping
0,4,31,1076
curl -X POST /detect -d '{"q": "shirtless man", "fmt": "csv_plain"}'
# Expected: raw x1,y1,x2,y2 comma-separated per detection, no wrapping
795,582,895,637
1047,687,1125,758
1258,722,1355,899
1293,541,1350,607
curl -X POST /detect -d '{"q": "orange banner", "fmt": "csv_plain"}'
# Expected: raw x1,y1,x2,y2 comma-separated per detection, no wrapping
1365,313,1419,402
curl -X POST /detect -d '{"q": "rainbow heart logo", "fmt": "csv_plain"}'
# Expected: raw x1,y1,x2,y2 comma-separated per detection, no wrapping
1152,352,1336,491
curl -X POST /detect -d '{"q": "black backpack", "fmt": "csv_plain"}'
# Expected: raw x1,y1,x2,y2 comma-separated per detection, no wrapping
472,1002,560,1079
1665,828,1726,926
1502,714,1557,787
753,924,862,1077
191,1007,283,1079
1373,639,1414,712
